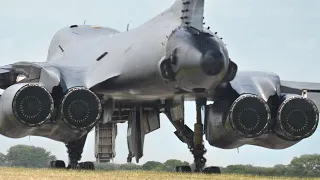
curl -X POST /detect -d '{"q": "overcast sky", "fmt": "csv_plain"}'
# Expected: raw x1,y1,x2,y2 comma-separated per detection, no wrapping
0,0,320,167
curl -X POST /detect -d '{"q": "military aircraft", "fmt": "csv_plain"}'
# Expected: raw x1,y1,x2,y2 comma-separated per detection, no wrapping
0,0,320,174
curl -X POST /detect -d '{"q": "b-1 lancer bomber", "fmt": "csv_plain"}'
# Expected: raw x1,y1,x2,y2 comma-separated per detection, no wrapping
0,0,320,174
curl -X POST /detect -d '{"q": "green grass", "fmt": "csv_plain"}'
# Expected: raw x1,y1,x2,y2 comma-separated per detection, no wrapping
0,167,319,180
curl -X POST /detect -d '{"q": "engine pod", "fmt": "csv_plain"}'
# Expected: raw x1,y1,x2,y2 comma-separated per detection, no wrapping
12,84,54,126
277,95,319,140
228,94,271,138
0,83,54,138
60,87,102,130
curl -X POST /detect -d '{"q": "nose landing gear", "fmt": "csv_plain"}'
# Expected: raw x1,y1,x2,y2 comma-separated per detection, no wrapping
192,98,207,172
164,97,221,174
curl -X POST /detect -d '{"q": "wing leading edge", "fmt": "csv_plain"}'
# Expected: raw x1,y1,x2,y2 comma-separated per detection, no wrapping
0,62,120,94
0,62,60,93
280,80,320,94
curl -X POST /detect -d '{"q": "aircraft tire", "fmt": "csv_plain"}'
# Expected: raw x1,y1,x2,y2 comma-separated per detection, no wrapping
83,161,95,170
77,162,84,169
78,162,95,170
50,160,66,169
202,166,221,174
175,166,192,173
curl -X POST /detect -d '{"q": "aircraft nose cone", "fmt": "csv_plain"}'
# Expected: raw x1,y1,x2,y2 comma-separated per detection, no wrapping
200,50,225,76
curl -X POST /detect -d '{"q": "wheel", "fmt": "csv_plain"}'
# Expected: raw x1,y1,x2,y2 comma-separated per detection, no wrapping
202,166,221,174
50,160,66,169
50,161,54,168
78,162,95,170
175,166,191,173
77,162,84,169
181,166,191,172
83,161,95,170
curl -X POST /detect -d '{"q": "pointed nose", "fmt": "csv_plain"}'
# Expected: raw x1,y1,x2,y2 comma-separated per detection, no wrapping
200,50,225,76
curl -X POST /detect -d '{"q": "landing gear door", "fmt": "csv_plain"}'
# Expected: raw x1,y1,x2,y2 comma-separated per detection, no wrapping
126,108,145,163
142,109,160,134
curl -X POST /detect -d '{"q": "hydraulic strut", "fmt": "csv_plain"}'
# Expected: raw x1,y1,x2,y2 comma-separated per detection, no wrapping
192,98,207,172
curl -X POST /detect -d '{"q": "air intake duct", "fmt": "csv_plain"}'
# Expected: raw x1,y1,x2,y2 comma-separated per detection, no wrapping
276,94,319,141
59,87,102,130
228,94,271,138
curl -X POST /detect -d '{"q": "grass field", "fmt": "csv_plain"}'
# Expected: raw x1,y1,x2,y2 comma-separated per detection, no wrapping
0,167,319,180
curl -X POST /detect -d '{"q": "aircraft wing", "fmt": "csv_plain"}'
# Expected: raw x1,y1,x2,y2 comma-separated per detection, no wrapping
181,0,205,31
0,61,120,94
0,65,13,93
228,71,320,107
280,80,320,105
280,80,320,94
0,65,12,73
0,62,61,94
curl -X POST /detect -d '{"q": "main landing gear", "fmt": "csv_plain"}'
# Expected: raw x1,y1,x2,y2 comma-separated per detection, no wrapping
49,134,95,170
164,97,221,174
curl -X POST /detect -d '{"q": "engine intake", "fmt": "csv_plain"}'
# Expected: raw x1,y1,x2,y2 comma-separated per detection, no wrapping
228,94,271,138
276,94,319,140
60,87,102,130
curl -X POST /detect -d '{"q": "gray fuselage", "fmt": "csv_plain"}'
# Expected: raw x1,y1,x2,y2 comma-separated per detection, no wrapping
45,2,229,102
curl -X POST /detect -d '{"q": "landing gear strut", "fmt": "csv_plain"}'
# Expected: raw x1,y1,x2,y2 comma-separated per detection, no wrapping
192,98,207,172
164,97,221,174
66,134,87,169
50,134,95,170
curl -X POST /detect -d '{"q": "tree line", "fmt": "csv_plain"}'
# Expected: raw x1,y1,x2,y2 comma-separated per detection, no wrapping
1,144,320,177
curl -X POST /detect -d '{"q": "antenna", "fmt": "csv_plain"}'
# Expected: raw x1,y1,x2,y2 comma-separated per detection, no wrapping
126,23,130,31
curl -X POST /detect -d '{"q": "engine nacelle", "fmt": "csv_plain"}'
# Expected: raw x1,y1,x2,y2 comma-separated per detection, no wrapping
0,83,54,138
205,94,271,149
228,94,271,138
56,87,102,131
275,94,319,141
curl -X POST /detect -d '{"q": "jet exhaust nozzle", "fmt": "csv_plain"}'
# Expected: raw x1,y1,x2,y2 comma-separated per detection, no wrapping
60,87,102,130
277,95,319,140
228,94,271,138
12,84,54,127
0,83,54,138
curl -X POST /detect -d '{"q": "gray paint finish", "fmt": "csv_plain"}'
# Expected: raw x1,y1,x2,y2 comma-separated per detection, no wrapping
0,0,319,154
